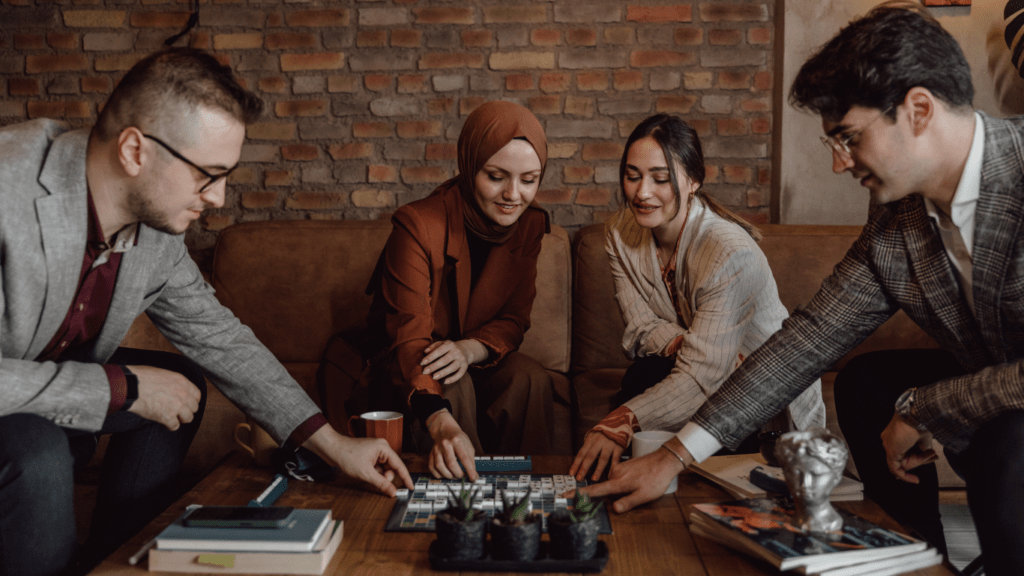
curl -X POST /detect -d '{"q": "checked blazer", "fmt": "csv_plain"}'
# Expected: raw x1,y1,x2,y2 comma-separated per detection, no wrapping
692,112,1024,454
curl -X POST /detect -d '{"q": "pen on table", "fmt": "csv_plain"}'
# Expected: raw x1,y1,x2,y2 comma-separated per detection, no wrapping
128,504,201,566
249,473,288,507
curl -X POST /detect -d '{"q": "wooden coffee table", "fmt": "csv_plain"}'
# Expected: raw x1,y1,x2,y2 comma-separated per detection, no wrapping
88,452,957,575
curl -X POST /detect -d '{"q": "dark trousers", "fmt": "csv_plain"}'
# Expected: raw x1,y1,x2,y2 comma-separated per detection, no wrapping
615,355,759,454
835,349,1024,575
0,348,207,576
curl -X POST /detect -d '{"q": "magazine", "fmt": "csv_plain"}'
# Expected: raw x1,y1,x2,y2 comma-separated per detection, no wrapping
689,496,929,572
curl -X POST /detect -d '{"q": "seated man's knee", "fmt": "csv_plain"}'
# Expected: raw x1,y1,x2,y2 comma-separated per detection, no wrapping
173,356,208,411
112,348,207,395
832,352,881,406
967,411,1024,477
0,413,75,494
174,356,207,394
152,352,208,400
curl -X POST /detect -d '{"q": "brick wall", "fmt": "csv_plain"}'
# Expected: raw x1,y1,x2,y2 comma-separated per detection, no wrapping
0,1,774,267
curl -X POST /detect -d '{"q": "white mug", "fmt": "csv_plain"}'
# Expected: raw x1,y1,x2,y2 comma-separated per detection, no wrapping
632,430,679,495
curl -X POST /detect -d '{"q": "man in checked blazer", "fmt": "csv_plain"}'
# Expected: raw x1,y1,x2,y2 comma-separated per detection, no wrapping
585,4,1023,573
0,48,411,576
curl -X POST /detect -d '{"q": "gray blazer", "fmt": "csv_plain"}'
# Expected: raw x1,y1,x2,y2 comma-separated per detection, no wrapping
693,112,1024,454
0,119,319,444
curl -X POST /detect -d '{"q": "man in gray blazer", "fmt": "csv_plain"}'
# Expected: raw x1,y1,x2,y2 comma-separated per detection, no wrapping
586,4,1023,573
0,48,412,576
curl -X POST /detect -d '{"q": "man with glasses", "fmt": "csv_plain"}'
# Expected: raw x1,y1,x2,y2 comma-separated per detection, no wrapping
0,48,412,576
585,3,1024,573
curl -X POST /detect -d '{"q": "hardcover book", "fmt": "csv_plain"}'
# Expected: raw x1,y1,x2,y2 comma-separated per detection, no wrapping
149,520,343,574
691,453,863,501
688,496,932,572
155,508,332,552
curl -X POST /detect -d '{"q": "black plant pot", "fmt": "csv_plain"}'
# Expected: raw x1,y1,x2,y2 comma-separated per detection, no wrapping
489,514,541,561
547,509,600,560
434,508,487,560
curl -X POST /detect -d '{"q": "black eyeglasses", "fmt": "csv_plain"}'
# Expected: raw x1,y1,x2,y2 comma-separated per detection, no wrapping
143,134,236,193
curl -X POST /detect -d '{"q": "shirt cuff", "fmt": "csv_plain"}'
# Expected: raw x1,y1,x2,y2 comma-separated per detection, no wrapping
104,364,128,413
676,422,723,464
285,413,328,450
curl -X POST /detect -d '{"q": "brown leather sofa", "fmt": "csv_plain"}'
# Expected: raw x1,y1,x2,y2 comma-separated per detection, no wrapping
570,222,963,487
118,220,963,487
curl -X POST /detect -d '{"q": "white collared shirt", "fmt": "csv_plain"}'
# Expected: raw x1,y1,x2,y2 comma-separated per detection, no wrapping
923,111,982,315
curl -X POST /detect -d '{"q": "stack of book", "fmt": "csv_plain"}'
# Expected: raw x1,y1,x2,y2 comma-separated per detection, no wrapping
149,508,343,574
691,453,864,501
689,496,942,576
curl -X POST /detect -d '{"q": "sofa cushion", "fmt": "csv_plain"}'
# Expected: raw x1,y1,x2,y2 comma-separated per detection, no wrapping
571,224,630,375
211,220,391,364
520,226,572,374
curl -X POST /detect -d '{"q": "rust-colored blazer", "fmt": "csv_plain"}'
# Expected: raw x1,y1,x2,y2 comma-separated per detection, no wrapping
366,184,548,402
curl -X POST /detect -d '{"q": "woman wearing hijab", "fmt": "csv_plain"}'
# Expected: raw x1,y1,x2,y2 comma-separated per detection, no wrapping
570,114,826,482
360,101,555,479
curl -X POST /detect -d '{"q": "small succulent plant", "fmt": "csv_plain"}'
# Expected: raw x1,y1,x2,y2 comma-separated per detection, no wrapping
444,478,481,522
498,487,533,525
569,491,603,524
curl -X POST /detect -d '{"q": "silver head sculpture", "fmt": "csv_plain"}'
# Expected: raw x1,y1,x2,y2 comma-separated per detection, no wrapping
774,427,848,534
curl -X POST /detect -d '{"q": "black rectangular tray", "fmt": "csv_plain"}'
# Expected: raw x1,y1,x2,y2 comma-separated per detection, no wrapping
428,540,609,573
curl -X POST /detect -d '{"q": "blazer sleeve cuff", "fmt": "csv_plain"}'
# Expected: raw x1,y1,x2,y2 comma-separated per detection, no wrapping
408,373,443,400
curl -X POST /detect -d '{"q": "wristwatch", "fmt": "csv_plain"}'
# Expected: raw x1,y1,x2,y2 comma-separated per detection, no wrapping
120,365,139,412
894,387,928,431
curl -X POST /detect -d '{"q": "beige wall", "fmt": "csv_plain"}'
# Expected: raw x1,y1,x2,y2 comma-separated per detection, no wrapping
779,0,1024,224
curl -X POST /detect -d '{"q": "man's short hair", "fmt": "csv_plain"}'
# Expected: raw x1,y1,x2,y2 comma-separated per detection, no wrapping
789,2,974,122
92,47,263,143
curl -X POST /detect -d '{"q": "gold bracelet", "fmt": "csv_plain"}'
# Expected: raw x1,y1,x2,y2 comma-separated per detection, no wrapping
660,444,687,467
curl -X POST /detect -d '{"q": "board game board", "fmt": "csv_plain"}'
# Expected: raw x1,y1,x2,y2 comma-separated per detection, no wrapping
384,461,612,534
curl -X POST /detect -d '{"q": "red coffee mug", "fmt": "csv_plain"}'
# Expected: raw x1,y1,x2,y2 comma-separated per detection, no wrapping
347,411,403,454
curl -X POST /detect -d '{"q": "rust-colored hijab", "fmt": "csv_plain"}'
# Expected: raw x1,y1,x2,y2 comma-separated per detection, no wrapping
450,101,548,243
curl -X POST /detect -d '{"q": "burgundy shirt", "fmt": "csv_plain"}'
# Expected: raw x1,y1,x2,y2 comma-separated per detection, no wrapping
35,193,129,413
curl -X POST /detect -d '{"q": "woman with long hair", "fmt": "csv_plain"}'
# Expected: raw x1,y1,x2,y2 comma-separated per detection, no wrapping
570,114,825,481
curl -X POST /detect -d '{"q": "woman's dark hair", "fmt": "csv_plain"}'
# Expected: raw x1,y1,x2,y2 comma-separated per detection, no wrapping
620,113,761,241
92,47,264,143
790,2,973,122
